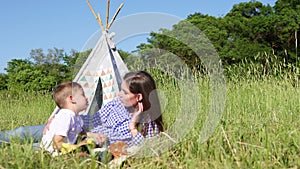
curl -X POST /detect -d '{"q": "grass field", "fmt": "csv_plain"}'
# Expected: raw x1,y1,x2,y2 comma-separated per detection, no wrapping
0,76,299,168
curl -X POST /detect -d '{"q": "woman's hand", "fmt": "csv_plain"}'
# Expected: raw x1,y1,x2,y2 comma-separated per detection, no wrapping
86,132,107,144
129,102,143,136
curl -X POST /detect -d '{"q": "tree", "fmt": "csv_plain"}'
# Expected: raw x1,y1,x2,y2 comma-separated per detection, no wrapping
4,48,81,92
222,1,275,63
0,73,8,90
5,58,58,91
5,59,38,91
118,49,131,61
134,19,216,73
273,0,300,61
29,48,64,65
223,0,299,63
69,49,91,78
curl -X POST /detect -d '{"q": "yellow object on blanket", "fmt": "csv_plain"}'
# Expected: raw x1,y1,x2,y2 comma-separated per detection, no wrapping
86,138,95,145
60,138,96,154
60,143,78,154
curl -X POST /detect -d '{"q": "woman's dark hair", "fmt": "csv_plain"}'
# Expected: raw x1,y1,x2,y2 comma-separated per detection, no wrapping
124,71,164,135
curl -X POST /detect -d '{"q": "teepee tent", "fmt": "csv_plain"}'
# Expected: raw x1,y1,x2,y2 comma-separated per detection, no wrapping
49,0,128,130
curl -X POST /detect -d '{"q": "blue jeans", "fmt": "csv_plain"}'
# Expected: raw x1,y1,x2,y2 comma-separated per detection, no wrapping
0,124,45,146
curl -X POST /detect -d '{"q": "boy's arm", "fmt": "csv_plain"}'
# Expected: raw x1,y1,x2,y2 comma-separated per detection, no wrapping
52,135,65,151
53,135,81,154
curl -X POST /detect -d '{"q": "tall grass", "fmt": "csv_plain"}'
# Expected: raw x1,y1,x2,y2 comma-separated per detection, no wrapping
0,71,299,168
118,77,300,168
0,91,54,130
225,52,299,86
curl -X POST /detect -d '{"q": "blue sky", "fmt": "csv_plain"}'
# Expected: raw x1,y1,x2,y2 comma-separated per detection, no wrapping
0,0,275,73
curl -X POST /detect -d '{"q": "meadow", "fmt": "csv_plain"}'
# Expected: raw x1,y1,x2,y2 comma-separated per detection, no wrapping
0,74,299,168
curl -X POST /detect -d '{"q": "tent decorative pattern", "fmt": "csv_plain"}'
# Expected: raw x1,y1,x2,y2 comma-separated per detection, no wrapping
78,68,118,108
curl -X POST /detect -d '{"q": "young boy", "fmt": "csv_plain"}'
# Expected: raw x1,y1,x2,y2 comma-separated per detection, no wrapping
40,81,105,154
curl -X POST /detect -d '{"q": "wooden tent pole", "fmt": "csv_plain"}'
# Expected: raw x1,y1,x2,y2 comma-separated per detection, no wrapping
106,0,110,29
86,0,105,32
107,3,124,29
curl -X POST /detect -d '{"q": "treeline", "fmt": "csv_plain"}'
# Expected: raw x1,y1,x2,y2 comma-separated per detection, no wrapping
0,48,91,91
0,0,299,91
129,0,299,79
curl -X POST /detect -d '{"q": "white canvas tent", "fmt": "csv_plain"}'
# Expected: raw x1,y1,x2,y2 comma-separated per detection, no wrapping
75,31,128,115
49,0,128,130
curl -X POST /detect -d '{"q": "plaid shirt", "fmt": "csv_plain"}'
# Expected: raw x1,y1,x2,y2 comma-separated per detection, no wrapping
92,97,159,146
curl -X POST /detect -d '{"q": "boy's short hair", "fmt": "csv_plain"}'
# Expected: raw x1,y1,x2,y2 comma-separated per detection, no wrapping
53,81,82,108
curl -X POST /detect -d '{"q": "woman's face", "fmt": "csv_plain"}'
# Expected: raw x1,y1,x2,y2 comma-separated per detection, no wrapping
118,81,138,107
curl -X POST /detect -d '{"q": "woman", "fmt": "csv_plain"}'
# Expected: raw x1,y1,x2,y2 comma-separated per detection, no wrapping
91,70,164,147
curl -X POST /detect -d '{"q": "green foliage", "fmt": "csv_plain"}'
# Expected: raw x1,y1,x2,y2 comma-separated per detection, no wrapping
71,49,91,78
0,73,8,90
134,20,215,74
2,48,91,92
29,48,64,65
5,59,57,92
222,1,298,63
133,0,299,74
118,49,131,60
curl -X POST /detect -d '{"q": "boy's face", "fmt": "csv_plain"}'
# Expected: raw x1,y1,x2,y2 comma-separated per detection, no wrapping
73,87,88,113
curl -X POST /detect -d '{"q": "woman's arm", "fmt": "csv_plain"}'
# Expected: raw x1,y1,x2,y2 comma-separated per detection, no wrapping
86,132,107,144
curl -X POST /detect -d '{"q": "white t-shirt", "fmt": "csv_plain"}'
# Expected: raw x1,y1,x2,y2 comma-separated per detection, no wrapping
40,109,83,153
